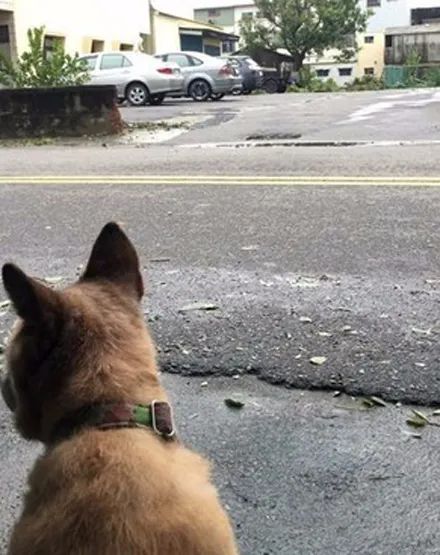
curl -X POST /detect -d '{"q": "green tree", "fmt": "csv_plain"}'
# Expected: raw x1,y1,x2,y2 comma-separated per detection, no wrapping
0,27,88,88
240,0,370,71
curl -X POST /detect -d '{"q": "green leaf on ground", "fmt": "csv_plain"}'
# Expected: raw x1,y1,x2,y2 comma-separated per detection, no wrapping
412,409,429,423
361,396,387,409
406,416,428,428
369,396,387,407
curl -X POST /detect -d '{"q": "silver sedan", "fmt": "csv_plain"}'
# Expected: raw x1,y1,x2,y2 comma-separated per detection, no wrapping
80,51,184,106
155,51,242,101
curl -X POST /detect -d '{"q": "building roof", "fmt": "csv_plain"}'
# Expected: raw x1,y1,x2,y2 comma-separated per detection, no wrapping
193,0,254,9
386,23,440,35
156,10,223,30
155,10,239,39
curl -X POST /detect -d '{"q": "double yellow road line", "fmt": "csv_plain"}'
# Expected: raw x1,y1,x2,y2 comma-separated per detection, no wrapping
0,175,439,187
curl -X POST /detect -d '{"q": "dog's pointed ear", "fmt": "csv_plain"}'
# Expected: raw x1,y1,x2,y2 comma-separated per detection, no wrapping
2,263,63,324
82,223,144,300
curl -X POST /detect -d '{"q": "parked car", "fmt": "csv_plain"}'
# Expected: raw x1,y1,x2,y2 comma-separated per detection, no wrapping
222,55,263,94
79,52,184,106
154,51,241,101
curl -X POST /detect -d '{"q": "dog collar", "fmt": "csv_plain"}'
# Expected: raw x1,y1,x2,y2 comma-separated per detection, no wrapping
50,400,176,444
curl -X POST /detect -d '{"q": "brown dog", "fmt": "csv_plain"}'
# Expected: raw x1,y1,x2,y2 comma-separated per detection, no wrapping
1,223,238,555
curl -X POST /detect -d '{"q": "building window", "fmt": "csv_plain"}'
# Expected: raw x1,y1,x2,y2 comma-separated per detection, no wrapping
120,43,133,51
412,7,440,25
241,11,254,21
207,9,220,17
0,25,9,45
91,40,104,53
43,35,65,60
342,34,356,48
385,35,393,47
316,69,330,77
367,0,381,6
338,67,352,77
364,67,375,75
364,35,374,44
222,40,236,53
204,44,220,56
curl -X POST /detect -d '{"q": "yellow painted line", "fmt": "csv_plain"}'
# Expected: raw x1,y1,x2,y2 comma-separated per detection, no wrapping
0,175,439,186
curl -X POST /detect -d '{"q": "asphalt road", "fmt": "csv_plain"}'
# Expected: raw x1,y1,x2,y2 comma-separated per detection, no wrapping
3,375,440,555
1,89,440,553
0,181,440,404
120,88,440,145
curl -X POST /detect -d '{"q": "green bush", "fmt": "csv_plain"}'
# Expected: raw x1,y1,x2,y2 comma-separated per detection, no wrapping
345,75,384,91
298,66,317,88
0,27,88,88
424,68,440,87
289,67,341,93
311,78,340,92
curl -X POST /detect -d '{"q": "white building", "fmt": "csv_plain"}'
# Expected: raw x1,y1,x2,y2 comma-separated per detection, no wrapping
191,0,440,83
0,0,151,62
193,0,257,36
307,0,433,83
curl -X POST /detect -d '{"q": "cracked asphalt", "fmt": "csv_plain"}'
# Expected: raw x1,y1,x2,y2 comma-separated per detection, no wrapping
2,89,440,553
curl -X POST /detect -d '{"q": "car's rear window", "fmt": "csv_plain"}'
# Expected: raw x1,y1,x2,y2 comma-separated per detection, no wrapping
167,54,191,67
81,55,98,71
244,58,260,69
100,54,132,70
189,56,203,66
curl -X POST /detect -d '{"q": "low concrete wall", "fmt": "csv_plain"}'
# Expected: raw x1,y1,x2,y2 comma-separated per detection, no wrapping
0,85,124,139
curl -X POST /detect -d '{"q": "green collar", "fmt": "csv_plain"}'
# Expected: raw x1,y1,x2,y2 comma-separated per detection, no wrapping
50,400,176,444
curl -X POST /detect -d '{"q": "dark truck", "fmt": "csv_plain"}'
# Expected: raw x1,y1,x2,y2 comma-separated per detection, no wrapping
232,47,297,94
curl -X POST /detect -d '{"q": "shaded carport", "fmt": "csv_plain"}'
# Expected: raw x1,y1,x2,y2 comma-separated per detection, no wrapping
179,27,238,56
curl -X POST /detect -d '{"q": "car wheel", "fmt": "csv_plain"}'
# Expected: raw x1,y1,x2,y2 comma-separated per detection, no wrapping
126,82,149,106
262,79,278,94
210,93,225,101
149,93,166,106
189,79,212,102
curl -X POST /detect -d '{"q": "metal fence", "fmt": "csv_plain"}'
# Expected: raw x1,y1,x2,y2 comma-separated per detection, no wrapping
383,64,440,88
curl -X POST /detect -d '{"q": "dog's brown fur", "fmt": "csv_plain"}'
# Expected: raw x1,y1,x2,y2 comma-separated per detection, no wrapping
2,223,238,555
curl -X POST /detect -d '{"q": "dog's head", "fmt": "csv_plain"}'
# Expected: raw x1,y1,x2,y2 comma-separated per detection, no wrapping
1,223,159,443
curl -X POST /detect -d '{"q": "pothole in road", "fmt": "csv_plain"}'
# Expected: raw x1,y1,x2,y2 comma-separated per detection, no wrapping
246,132,302,141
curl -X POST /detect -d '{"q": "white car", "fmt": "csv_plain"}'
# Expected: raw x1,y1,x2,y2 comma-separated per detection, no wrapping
80,51,184,106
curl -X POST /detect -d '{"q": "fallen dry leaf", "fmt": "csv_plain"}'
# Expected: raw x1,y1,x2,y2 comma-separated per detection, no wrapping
310,356,327,366
224,398,245,409
178,302,219,313
43,276,64,285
